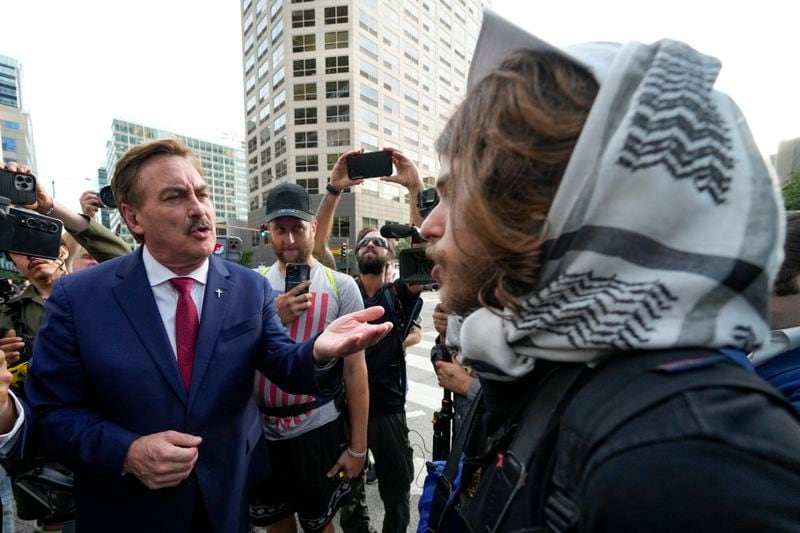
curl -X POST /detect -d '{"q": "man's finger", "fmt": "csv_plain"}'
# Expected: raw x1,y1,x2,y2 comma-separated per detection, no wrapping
162,430,202,448
349,306,386,322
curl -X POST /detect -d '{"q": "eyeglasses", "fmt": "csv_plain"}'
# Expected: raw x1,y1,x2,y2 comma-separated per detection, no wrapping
357,236,388,249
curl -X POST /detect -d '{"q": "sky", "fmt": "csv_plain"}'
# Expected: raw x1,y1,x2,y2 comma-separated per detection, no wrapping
1,0,798,209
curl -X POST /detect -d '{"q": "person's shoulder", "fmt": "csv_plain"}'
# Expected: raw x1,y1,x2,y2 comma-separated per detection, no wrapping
61,253,130,289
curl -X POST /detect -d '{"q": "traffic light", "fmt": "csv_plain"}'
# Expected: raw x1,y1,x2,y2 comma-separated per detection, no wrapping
340,242,348,258
259,224,268,238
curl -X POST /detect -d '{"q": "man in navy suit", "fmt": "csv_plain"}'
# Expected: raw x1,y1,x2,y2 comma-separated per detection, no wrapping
25,139,391,532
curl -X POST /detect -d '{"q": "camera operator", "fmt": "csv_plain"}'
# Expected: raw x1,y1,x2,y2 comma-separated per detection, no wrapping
314,148,424,533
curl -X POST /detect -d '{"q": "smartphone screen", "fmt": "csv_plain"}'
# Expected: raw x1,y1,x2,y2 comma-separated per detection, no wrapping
285,263,311,294
347,151,393,179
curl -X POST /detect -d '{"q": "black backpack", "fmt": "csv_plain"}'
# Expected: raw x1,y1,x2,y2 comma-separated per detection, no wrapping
426,349,800,532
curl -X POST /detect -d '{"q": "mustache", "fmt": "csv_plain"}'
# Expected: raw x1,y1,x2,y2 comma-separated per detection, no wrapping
186,218,213,235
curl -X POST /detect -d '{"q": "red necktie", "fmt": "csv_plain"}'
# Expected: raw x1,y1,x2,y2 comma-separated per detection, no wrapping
170,277,199,390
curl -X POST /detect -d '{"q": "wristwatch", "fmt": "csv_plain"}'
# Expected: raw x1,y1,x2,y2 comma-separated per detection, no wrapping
325,183,341,197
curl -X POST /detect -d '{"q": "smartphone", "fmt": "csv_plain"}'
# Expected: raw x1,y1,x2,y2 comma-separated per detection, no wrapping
4,207,64,259
0,169,37,205
347,151,393,180
285,263,311,294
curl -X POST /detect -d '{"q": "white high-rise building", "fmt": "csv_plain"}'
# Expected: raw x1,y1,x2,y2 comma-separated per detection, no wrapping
240,0,483,267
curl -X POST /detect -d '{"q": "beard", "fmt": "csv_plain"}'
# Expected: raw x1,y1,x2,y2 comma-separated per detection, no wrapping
358,252,387,275
275,244,312,265
427,244,491,316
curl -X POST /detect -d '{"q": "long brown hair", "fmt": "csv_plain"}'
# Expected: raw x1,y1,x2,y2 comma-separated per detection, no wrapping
437,50,598,312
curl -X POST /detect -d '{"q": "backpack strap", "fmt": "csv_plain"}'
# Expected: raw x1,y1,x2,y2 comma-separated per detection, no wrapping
542,350,800,532
321,265,339,301
457,362,586,533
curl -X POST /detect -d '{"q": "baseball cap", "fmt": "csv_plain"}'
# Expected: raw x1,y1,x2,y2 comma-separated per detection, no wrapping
264,182,314,223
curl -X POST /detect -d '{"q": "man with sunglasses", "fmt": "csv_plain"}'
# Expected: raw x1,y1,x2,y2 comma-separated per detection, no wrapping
314,149,424,533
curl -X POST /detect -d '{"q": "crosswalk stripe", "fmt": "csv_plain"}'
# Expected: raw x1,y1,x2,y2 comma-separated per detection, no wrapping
406,410,426,419
407,380,445,410
407,353,433,373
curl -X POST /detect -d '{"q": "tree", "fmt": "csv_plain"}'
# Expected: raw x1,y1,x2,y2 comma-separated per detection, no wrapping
238,249,254,268
782,170,800,211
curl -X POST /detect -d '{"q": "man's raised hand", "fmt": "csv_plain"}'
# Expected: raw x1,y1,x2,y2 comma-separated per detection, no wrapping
312,306,392,363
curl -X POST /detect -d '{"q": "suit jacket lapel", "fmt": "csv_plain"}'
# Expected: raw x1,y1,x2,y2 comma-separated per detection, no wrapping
112,250,188,406
188,255,232,408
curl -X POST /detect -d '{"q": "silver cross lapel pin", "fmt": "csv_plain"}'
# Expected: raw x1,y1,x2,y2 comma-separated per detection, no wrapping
215,288,223,299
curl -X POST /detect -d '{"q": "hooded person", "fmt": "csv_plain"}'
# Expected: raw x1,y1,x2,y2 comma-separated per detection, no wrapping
419,8,800,532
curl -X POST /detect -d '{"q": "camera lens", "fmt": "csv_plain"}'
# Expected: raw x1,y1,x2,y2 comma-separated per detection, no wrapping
99,185,116,209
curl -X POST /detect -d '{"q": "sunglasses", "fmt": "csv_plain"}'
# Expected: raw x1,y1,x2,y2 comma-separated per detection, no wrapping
357,236,388,249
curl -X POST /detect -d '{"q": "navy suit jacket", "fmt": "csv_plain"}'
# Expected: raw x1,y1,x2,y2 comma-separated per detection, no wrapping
26,250,341,532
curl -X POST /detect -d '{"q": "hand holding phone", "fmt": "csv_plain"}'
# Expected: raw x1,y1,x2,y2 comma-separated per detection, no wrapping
285,263,311,294
347,151,393,180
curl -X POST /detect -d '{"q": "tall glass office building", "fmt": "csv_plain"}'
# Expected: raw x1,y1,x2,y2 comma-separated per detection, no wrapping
0,54,36,168
239,0,482,267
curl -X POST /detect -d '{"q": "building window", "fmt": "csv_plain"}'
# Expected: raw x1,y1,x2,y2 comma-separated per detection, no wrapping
296,178,319,194
295,107,318,125
324,5,348,24
325,80,349,98
272,42,285,66
383,119,399,138
275,137,287,157
359,36,378,61
325,56,349,74
262,146,272,164
272,66,285,89
272,90,286,113
360,61,378,84
359,10,378,37
360,108,379,131
274,113,287,134
332,216,350,238
270,0,283,20
292,34,316,52
296,155,319,172
326,105,350,123
327,129,350,147
271,19,284,42
384,95,399,115
383,73,398,92
362,217,379,229
276,160,288,178
260,126,272,144
327,153,343,171
293,58,316,77
294,83,317,101
360,85,379,108
295,131,318,149
324,30,349,49
291,9,315,28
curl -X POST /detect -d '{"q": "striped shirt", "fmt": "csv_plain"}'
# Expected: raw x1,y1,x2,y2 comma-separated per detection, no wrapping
256,261,363,440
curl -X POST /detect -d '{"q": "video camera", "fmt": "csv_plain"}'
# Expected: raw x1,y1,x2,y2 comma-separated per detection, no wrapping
0,171,63,260
379,187,439,287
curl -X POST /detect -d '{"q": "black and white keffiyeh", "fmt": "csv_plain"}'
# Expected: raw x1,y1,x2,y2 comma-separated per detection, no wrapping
459,10,785,380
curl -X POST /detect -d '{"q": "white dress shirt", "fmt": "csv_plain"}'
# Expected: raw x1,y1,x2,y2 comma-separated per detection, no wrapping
142,246,208,359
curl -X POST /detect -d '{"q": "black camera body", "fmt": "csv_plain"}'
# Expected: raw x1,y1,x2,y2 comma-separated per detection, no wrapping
0,170,37,205
98,185,116,209
398,248,435,286
0,202,63,260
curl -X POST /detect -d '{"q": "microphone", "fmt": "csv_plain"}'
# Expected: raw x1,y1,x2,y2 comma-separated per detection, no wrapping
380,224,428,244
